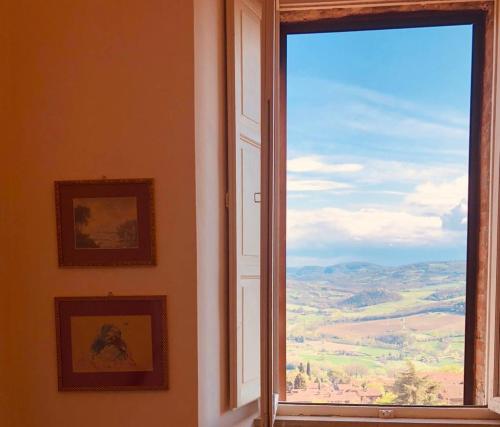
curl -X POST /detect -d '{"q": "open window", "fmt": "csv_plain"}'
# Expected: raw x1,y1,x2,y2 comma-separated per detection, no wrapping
227,0,500,424
279,7,491,407
271,0,500,420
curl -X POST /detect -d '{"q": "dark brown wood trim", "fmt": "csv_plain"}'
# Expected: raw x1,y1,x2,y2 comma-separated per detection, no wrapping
463,11,486,406
470,0,494,406
280,1,493,26
278,29,288,401
278,3,493,405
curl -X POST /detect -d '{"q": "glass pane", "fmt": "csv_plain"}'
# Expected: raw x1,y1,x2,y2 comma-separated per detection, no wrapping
286,25,473,405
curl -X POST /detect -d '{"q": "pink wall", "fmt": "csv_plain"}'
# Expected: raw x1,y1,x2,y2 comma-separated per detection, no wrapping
4,1,199,426
1,1,261,426
194,0,259,426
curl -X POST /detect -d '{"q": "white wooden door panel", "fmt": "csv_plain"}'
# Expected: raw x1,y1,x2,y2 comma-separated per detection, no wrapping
242,277,261,397
241,6,262,125
241,141,261,263
227,0,262,409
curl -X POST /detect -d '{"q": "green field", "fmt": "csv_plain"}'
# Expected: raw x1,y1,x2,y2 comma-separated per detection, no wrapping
286,261,466,405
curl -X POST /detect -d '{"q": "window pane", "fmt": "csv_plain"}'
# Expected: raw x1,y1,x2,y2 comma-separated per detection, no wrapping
286,25,472,405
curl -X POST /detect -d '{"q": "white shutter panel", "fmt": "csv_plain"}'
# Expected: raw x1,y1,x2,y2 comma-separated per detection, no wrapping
226,0,262,409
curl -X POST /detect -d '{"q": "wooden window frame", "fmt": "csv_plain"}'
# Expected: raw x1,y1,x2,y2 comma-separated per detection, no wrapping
277,1,494,410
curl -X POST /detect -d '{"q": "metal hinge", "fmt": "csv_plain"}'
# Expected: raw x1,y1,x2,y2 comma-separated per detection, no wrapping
379,409,394,419
225,192,229,208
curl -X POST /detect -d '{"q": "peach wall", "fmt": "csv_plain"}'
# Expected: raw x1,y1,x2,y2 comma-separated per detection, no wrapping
194,0,259,426
4,1,198,426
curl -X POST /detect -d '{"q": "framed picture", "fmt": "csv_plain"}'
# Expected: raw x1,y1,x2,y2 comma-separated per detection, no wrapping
55,296,168,391
55,179,156,266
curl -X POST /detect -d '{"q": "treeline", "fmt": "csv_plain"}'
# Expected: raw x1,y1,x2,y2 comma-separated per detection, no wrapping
286,360,442,405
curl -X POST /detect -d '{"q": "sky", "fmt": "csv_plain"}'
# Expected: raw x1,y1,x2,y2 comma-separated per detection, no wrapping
286,25,473,267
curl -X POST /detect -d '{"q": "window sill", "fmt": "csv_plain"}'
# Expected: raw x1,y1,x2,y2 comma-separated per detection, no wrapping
274,415,500,427
276,404,500,426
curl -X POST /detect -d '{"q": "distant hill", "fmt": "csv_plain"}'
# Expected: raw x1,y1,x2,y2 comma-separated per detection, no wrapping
425,287,465,301
324,262,383,274
338,288,402,308
286,261,466,318
287,261,465,292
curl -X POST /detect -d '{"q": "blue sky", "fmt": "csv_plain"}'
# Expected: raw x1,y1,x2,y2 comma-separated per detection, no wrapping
286,25,473,267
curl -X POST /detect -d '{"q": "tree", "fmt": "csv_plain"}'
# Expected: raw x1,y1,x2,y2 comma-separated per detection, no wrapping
73,205,98,248
116,219,138,248
306,361,311,378
75,231,99,248
376,391,397,405
294,373,306,390
74,205,91,229
298,362,304,373
327,367,347,386
392,361,440,405
345,363,368,378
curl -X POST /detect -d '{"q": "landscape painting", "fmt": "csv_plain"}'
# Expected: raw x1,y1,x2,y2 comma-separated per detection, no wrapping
73,197,139,249
71,315,153,373
55,179,156,266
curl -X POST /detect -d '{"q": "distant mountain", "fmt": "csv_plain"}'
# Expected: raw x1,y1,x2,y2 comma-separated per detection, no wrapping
287,261,465,292
324,262,383,273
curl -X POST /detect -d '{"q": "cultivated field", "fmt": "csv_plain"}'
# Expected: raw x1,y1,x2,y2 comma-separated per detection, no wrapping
286,261,466,405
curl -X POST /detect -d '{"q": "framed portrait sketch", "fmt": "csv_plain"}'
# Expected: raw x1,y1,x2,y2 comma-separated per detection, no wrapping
55,179,156,266
55,296,168,391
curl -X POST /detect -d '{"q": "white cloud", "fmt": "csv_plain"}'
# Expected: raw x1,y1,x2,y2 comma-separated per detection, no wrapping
287,179,351,192
286,174,469,252
284,77,471,256
287,207,444,249
353,160,465,186
341,102,468,144
290,76,469,131
288,156,363,174
288,77,470,151
405,175,468,215
286,157,465,200
442,200,468,231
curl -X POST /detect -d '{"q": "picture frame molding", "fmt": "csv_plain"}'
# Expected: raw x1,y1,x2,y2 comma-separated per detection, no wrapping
54,178,157,267
54,295,168,391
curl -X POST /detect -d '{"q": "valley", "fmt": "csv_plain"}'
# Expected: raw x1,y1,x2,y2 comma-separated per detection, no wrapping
286,261,466,405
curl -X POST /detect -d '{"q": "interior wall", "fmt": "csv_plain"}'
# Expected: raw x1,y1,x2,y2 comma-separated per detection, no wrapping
4,1,199,426
194,0,259,426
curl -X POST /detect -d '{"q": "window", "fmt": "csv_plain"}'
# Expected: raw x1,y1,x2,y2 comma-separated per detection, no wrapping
278,6,493,409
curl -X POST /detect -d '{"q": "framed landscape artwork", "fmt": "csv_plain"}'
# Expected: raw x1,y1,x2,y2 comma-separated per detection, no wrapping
55,296,168,391
55,179,156,266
